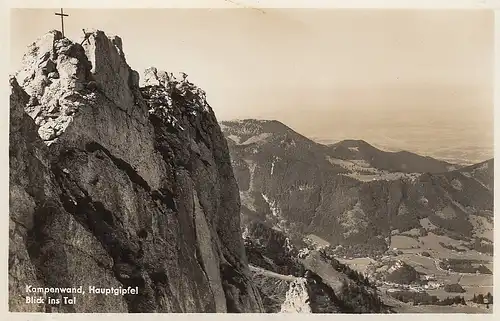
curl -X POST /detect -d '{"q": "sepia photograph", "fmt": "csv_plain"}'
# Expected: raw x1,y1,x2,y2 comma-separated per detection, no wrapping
8,3,494,314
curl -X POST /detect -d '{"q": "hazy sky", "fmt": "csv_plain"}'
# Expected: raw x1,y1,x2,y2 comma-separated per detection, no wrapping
10,8,494,161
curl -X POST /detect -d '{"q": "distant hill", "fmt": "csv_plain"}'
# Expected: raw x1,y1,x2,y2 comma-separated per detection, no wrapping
453,158,493,191
328,139,457,173
221,119,494,255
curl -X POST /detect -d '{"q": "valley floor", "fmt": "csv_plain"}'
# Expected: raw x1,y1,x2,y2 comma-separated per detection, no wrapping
389,300,492,314
337,231,493,314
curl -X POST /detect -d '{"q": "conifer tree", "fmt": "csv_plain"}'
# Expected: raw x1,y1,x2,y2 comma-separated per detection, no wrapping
486,292,493,304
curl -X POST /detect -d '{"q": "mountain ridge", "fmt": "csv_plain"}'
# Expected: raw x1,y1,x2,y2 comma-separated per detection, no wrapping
222,118,491,168
221,118,494,256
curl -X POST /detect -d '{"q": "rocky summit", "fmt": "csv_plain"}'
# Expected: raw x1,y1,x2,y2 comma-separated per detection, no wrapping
9,30,263,313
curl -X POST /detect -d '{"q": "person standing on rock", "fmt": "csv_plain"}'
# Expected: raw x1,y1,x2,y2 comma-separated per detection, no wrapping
80,29,92,45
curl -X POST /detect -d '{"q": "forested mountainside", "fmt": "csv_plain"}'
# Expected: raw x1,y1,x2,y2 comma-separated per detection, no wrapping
222,119,493,256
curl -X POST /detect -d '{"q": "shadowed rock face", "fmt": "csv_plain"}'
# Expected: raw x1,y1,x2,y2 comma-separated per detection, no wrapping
9,30,263,313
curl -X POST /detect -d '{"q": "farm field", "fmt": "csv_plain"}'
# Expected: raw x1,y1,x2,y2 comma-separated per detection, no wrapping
342,230,494,313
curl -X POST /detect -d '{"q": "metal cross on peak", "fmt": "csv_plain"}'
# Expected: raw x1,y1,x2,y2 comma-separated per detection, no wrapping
54,8,69,38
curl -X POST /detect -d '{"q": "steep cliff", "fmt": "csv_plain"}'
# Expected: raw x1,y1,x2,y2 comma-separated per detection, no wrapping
9,30,263,313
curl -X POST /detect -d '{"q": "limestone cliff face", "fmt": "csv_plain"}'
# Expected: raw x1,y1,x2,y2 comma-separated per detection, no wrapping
9,30,263,313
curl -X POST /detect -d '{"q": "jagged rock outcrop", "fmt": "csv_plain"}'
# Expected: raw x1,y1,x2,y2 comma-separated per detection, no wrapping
244,223,387,313
249,264,343,313
9,30,263,313
280,278,312,313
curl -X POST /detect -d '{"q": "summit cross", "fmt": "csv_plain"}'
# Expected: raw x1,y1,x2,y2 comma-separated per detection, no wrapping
54,8,69,38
